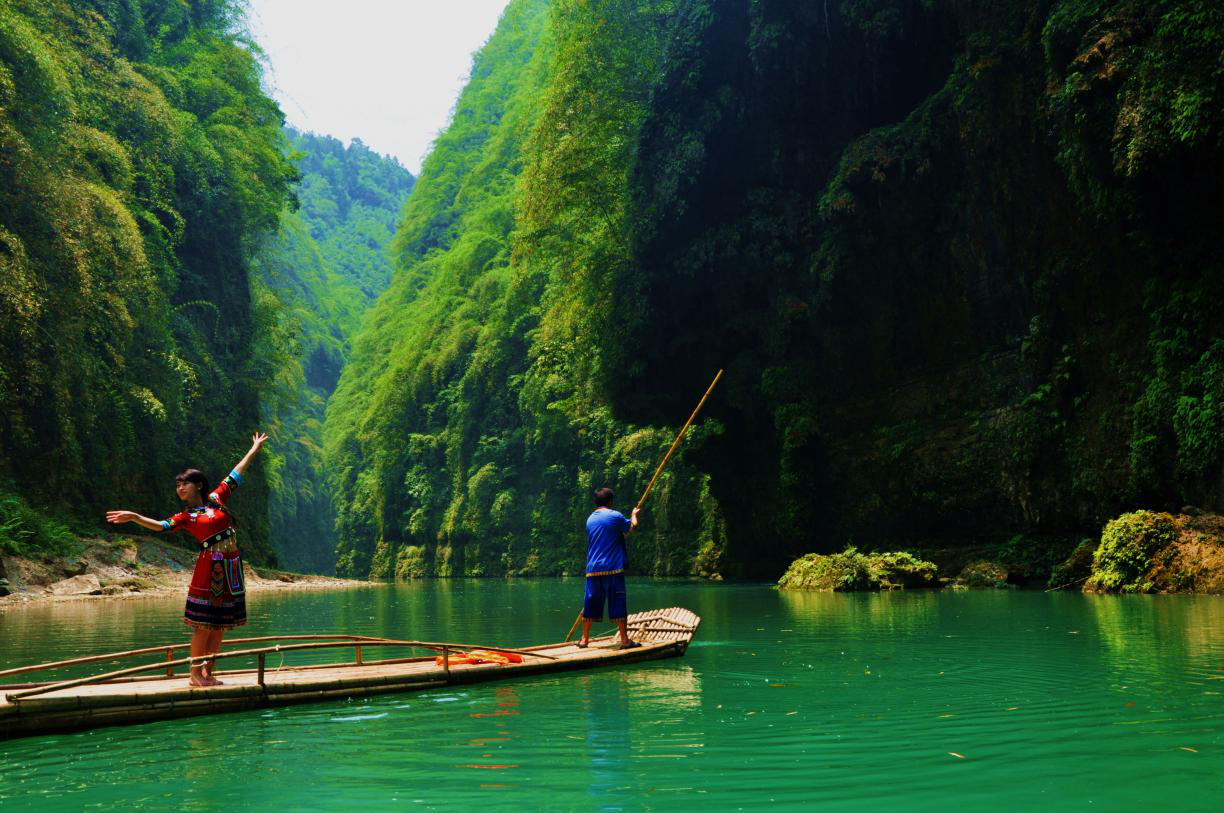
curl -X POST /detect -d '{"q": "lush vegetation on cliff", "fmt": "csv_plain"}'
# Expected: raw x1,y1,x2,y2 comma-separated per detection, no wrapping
0,0,296,562
617,0,1224,574
324,0,726,579
0,1,413,569
3,0,1221,581
327,0,1224,580
287,128,414,308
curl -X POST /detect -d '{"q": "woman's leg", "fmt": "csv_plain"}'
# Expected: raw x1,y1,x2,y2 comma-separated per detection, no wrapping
189,627,210,686
203,629,226,684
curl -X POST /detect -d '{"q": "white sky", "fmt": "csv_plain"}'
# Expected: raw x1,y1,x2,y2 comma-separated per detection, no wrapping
246,1,511,174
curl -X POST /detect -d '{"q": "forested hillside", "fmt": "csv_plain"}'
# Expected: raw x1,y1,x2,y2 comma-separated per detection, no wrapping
257,131,413,572
324,0,726,580
3,0,1218,581
327,0,1224,579
0,0,295,563
288,129,412,305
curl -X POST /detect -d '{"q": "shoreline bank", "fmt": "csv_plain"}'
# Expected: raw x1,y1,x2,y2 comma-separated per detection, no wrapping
0,535,369,609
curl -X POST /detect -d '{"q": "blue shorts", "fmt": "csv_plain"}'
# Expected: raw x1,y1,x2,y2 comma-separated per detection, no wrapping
583,573,627,621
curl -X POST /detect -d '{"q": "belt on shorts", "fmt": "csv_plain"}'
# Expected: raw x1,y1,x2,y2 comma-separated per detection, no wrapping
585,568,624,577
200,527,236,550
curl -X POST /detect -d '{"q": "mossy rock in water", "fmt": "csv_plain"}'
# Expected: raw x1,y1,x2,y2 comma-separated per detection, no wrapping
778,548,938,591
1085,511,1178,593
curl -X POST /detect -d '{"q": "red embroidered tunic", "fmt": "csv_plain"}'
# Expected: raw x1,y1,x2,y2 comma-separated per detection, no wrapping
164,478,237,544
163,474,247,630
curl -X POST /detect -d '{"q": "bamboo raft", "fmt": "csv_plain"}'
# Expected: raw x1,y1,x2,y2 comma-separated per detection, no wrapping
0,607,699,739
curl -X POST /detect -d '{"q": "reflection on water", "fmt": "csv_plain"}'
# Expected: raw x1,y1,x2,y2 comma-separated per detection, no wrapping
3,582,1224,811
1090,594,1224,675
584,672,630,809
624,664,701,710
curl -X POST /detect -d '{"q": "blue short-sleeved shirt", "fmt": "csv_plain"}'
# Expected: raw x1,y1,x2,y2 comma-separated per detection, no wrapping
585,508,631,576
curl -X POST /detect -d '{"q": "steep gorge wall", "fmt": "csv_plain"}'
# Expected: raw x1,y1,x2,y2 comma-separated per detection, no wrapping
257,131,414,573
613,0,1224,575
324,0,726,579
0,0,296,562
325,0,1222,580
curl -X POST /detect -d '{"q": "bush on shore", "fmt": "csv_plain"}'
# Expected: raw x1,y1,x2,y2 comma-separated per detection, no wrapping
0,491,78,558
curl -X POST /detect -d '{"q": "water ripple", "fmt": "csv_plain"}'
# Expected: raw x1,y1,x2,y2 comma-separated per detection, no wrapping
4,585,1224,810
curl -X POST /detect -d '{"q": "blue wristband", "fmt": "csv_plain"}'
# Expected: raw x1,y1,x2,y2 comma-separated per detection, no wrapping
161,520,171,531
228,469,243,486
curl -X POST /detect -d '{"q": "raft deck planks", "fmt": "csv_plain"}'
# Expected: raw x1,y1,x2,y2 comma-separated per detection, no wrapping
0,607,699,739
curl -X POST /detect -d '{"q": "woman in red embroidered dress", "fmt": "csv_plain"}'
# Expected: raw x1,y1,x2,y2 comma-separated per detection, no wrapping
107,432,268,687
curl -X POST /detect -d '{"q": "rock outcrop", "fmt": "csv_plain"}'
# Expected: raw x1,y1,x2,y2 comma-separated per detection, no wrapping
49,574,102,596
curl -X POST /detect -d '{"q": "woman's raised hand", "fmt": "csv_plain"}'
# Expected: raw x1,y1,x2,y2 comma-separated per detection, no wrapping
233,432,270,478
106,511,137,525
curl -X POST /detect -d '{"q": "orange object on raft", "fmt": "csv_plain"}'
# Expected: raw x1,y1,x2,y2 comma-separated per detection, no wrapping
435,649,525,667
0,607,701,740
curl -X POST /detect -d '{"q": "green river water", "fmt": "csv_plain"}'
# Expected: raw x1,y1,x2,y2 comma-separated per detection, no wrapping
2,580,1223,811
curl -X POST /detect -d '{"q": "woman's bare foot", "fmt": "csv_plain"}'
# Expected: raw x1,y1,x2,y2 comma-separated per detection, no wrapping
191,676,223,687
189,670,224,687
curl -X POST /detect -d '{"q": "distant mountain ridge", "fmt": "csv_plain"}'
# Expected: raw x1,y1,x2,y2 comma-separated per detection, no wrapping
256,129,414,573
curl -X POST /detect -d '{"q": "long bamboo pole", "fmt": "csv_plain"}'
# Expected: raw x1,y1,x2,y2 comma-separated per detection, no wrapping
566,371,724,638
635,369,723,511
564,614,583,643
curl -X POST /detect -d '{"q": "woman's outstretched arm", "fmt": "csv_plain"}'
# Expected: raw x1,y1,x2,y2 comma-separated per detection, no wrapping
106,511,166,532
231,432,269,479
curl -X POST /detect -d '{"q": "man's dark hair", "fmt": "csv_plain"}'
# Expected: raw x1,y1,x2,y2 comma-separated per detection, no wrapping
593,487,614,507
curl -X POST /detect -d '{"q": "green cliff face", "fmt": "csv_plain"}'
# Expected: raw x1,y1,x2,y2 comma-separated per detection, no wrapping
0,0,296,562
328,0,1223,579
615,0,1223,574
324,0,726,579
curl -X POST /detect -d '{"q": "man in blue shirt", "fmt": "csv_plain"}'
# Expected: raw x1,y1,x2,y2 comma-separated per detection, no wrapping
578,487,641,649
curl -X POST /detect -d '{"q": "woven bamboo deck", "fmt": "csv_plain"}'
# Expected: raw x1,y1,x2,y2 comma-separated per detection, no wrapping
0,607,699,739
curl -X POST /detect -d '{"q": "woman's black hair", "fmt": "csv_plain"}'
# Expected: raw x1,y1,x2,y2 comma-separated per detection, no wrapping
176,468,237,525
176,469,210,499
